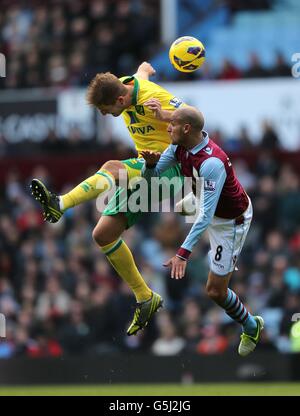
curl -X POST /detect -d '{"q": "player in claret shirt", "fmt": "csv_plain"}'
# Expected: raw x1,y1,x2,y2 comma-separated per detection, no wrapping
141,106,264,357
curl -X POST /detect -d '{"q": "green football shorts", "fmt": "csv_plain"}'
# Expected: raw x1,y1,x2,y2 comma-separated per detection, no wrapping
102,158,184,228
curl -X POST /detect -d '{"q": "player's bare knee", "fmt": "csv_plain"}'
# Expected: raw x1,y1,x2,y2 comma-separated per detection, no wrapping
92,225,111,247
101,160,125,182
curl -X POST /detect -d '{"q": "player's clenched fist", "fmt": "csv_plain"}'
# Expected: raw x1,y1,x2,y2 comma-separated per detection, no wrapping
137,61,156,77
140,150,161,168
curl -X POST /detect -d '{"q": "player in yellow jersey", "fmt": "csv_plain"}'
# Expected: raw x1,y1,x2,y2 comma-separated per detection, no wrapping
30,62,185,336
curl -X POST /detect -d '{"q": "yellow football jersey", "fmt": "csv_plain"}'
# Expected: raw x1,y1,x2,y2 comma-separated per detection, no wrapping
120,76,185,155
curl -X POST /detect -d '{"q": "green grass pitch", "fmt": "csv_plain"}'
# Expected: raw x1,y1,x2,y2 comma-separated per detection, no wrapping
0,383,299,396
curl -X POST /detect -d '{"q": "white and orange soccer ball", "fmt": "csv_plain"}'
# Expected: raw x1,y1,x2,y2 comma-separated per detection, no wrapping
169,36,206,73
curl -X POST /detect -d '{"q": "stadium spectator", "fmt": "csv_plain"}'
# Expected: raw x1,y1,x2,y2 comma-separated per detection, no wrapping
260,121,280,150
218,59,242,80
243,53,269,78
196,325,229,354
269,52,292,77
151,311,186,355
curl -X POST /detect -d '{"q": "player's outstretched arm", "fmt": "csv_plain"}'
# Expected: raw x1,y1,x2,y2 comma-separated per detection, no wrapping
134,61,156,80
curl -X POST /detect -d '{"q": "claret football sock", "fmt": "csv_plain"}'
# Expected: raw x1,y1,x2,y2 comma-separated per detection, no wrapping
61,169,115,210
221,288,257,336
100,239,152,303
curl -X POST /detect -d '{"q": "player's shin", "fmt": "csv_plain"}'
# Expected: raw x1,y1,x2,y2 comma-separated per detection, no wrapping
60,170,115,210
100,238,152,302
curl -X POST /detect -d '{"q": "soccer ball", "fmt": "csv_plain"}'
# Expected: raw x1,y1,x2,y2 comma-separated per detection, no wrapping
169,36,205,73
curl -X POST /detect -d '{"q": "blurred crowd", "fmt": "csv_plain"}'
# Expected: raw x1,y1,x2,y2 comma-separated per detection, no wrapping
0,0,292,90
0,0,159,89
0,145,300,358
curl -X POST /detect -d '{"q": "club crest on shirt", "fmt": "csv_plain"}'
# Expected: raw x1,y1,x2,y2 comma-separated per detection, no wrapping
135,105,145,115
204,146,213,155
204,180,216,191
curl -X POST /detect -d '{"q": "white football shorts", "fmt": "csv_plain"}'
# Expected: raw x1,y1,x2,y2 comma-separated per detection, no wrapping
207,196,253,276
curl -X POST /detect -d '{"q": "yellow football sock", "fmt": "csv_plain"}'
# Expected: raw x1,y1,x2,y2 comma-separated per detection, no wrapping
61,170,114,210
101,239,152,302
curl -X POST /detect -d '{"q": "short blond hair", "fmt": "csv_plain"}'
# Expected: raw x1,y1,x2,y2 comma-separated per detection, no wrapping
86,72,127,107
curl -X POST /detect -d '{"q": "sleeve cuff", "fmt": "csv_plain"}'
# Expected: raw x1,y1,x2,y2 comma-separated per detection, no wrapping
176,247,191,260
